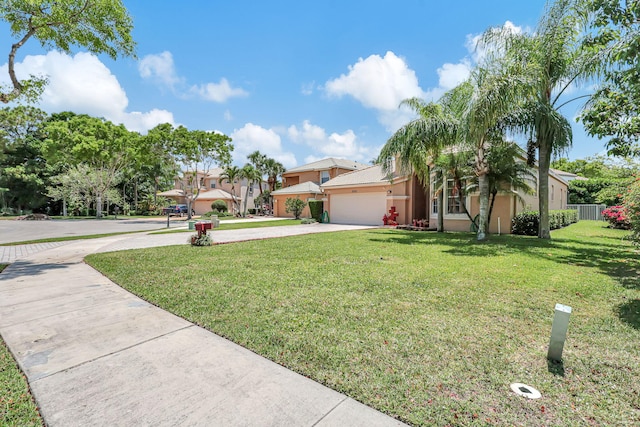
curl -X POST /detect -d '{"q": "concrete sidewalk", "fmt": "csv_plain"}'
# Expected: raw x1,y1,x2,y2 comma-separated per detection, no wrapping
0,225,405,426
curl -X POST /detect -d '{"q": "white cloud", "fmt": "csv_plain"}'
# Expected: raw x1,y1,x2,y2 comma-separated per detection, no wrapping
190,78,249,103
224,109,233,121
2,51,174,133
437,61,472,90
138,51,183,89
138,51,248,103
230,123,297,168
301,81,316,95
287,120,376,162
325,51,426,111
465,20,524,64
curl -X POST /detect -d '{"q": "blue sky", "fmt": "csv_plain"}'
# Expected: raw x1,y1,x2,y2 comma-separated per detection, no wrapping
0,0,608,169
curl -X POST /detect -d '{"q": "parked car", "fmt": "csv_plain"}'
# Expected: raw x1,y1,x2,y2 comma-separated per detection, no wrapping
162,204,194,217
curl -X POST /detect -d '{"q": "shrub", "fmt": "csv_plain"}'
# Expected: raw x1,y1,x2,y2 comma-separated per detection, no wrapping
308,200,323,222
248,208,256,215
211,200,228,212
201,211,233,218
189,233,213,246
511,211,539,236
285,197,306,220
301,218,317,224
602,206,631,230
624,175,640,246
512,210,578,235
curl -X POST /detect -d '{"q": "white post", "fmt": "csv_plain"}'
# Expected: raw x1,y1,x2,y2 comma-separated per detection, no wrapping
548,303,572,362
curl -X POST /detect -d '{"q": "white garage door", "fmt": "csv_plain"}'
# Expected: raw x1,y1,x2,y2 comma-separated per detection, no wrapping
330,193,386,225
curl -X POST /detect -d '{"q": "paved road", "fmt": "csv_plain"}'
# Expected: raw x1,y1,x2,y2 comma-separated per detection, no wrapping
0,222,405,426
0,217,176,244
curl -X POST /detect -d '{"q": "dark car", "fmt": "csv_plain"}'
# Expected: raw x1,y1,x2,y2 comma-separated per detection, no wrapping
162,204,193,217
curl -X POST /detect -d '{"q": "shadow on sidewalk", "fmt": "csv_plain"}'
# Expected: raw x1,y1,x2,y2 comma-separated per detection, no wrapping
0,260,75,280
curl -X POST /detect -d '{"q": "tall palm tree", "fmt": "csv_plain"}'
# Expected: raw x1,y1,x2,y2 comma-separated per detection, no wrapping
218,165,242,214
380,64,527,240
481,0,603,238
247,150,267,198
264,158,285,193
239,163,262,217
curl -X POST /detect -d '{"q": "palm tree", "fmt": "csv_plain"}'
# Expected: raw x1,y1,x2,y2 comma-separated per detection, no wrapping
264,158,285,193
239,163,262,217
380,63,527,240
481,0,603,238
247,150,267,198
218,165,242,214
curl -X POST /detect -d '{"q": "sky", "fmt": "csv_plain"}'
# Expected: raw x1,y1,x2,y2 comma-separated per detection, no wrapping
0,0,610,169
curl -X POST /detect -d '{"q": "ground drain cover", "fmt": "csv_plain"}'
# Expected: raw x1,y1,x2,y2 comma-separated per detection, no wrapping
510,383,541,399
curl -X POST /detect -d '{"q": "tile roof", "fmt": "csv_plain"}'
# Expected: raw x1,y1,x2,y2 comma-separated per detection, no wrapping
284,157,369,174
271,181,322,195
321,165,390,188
194,189,235,200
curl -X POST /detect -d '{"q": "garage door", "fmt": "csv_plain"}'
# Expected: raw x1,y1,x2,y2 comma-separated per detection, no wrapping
330,193,386,225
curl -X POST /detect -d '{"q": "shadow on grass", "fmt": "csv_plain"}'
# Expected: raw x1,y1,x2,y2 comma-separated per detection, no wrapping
368,229,639,290
616,299,640,330
547,359,565,377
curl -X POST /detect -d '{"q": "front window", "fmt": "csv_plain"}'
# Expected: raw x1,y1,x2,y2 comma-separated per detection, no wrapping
447,179,463,214
210,183,216,189
321,171,330,184
430,180,438,215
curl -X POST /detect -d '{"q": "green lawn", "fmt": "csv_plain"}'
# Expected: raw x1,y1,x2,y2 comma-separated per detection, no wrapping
85,221,640,426
0,338,42,426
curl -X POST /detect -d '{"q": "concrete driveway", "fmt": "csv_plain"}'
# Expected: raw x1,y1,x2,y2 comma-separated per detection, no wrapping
0,221,405,426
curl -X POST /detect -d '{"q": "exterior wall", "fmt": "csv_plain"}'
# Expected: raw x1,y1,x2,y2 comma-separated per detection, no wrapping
273,193,318,218
283,167,357,188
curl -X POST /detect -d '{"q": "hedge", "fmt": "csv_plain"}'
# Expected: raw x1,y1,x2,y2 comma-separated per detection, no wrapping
308,200,323,222
511,209,579,236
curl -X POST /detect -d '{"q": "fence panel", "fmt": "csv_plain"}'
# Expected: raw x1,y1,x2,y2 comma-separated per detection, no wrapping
567,204,607,221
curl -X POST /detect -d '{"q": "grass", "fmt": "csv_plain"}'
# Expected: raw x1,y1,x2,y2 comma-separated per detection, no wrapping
85,221,640,426
151,219,302,234
0,338,42,426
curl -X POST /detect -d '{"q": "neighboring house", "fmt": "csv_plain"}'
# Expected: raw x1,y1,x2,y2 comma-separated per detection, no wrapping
321,162,570,233
157,168,267,215
549,168,589,183
272,158,369,218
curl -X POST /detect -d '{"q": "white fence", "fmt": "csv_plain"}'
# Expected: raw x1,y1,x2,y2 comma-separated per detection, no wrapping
567,204,607,221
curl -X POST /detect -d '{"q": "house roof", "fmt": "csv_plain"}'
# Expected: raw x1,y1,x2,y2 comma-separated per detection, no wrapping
157,189,185,197
321,165,390,188
194,189,235,200
549,168,589,183
284,157,369,174
271,181,322,195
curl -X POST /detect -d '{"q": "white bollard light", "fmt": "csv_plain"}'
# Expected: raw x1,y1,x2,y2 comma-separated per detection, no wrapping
547,303,572,362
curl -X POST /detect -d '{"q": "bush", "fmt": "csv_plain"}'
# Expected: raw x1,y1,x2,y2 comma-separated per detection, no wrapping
201,211,233,218
285,197,306,220
211,200,228,212
308,200,323,222
512,210,578,235
601,206,631,230
301,218,317,224
189,233,212,246
248,208,256,215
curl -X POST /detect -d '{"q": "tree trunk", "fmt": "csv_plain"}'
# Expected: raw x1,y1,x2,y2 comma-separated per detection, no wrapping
242,183,250,217
96,195,102,218
476,173,490,241
538,139,551,239
437,185,444,233
62,197,67,217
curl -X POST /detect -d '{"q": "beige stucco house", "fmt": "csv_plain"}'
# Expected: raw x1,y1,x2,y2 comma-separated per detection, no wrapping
321,162,569,234
272,158,369,218
158,168,267,215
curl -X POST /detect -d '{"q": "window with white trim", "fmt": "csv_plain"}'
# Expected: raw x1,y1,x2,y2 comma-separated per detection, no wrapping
447,179,463,214
321,170,330,184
